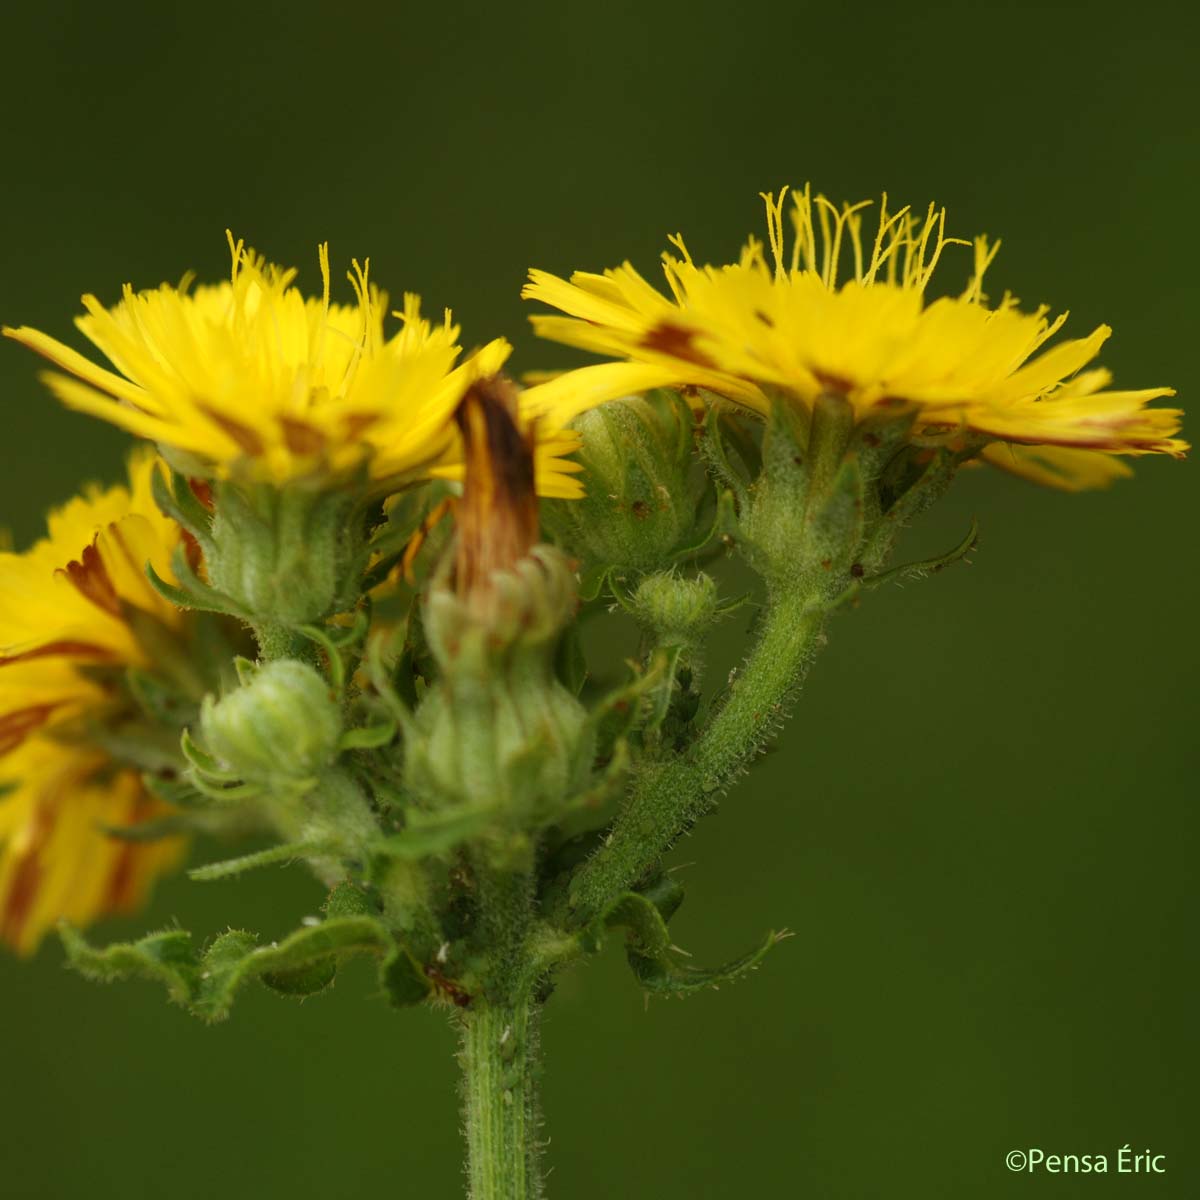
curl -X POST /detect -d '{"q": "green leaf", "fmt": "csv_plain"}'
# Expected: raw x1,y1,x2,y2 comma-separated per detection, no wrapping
141,771,212,811
151,465,214,550
188,839,334,882
576,564,611,604
637,873,686,923
672,487,737,561
879,446,961,528
125,668,194,725
322,881,377,918
601,891,673,959
865,518,979,589
60,924,198,1007
100,814,193,843
628,927,793,995
555,622,589,696
145,547,248,619
337,721,397,753
380,945,433,1008
61,916,394,1022
847,408,917,485
699,404,751,508
363,634,418,742
180,727,238,782
297,623,349,694
584,658,664,762
563,738,630,816
260,956,338,997
233,655,259,686
590,886,791,997
806,455,866,569
372,805,496,860
642,645,686,741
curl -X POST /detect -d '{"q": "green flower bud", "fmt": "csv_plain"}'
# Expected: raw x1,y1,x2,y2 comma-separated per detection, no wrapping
541,390,703,574
406,547,594,832
630,571,719,652
200,659,342,783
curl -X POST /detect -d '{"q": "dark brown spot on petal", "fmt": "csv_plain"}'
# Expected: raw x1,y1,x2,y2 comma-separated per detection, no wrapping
0,777,62,948
279,417,327,456
814,371,855,396
197,405,266,457
0,641,116,667
640,322,718,369
0,843,42,949
102,787,155,913
60,540,121,617
0,704,62,755
341,411,382,440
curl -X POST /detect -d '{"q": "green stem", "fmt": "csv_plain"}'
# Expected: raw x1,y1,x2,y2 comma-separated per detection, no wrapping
252,621,305,662
460,992,543,1200
567,583,827,924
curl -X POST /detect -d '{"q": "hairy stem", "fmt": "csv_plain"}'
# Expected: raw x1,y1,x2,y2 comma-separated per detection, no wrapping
567,583,827,924
460,993,543,1200
252,621,305,662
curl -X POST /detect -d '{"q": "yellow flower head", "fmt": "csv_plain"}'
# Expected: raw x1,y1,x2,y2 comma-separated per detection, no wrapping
0,450,185,953
4,236,584,497
523,186,1185,490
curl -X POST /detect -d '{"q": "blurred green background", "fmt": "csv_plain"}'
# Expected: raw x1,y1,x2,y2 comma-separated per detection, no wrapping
1,1,1195,1196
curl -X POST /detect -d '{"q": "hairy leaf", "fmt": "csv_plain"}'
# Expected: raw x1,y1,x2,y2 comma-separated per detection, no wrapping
61,915,394,1022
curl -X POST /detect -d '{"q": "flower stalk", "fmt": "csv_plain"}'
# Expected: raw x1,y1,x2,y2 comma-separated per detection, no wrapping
461,989,544,1200
567,585,827,924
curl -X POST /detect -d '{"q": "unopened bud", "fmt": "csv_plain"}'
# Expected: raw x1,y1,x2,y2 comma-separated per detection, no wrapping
200,659,341,782
542,390,702,574
407,381,594,832
630,571,719,651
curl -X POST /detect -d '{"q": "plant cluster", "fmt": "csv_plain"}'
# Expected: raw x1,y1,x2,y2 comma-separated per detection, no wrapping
0,187,1183,1198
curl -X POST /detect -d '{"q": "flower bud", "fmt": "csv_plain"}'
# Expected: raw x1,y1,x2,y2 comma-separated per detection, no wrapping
412,547,593,825
630,570,719,652
541,390,702,574
404,381,594,833
200,659,342,783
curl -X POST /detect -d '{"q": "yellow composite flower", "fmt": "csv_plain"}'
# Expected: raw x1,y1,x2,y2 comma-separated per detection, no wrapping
522,186,1186,490
0,450,185,953
3,236,585,498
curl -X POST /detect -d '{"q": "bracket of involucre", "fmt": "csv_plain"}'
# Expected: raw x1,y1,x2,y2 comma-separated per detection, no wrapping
0,186,1185,1200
